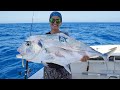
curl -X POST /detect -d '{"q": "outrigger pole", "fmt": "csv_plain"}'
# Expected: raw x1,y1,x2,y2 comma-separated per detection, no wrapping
24,11,34,79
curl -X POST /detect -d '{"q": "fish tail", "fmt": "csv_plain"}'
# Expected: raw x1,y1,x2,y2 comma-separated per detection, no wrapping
102,47,117,61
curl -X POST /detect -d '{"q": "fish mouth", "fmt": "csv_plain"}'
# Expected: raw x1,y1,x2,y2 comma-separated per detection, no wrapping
16,54,22,59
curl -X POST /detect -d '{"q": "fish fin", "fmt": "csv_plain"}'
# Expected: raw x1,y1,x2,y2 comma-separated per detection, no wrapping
22,59,24,67
102,47,117,61
64,65,71,74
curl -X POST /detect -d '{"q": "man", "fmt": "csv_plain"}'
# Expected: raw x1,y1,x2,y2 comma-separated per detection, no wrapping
43,11,89,79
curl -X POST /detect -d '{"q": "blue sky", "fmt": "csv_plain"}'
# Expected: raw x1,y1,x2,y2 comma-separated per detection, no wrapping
0,11,120,23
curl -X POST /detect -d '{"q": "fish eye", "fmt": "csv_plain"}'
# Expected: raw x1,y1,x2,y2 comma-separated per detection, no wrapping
25,41,31,46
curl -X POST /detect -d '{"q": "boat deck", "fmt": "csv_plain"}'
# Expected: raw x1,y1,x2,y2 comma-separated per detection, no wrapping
29,60,120,79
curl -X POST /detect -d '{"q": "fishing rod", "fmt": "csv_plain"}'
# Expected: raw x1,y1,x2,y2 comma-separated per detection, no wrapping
24,11,34,79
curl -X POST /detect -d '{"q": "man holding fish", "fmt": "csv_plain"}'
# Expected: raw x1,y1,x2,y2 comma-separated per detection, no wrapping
44,11,89,79
17,11,116,79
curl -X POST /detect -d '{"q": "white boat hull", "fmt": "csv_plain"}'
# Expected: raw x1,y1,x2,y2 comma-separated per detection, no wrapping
71,61,120,79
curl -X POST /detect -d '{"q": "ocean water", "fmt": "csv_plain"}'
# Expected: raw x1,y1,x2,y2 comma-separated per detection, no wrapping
0,22,120,79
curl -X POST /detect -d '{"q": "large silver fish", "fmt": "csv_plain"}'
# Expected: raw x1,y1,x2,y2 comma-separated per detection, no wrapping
16,33,117,73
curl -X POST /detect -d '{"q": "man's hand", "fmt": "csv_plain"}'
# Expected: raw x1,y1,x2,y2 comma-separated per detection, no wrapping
81,55,89,62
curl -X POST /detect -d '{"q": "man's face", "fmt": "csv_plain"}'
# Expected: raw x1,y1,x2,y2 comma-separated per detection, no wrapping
50,16,62,30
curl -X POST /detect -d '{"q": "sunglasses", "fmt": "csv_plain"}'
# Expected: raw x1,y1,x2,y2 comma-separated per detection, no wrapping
50,18,61,24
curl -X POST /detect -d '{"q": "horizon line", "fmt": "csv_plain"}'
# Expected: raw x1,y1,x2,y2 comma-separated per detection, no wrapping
0,21,120,24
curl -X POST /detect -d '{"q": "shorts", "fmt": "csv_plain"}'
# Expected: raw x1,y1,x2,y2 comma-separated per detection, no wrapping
43,65,72,79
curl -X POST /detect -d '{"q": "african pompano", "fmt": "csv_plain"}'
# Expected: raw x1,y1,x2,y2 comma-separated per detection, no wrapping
16,33,117,73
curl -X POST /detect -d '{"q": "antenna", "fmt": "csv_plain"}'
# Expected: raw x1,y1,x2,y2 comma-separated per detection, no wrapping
30,11,34,36
25,11,34,79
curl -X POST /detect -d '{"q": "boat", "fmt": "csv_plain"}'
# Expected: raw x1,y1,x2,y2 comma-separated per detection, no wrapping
20,45,120,79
